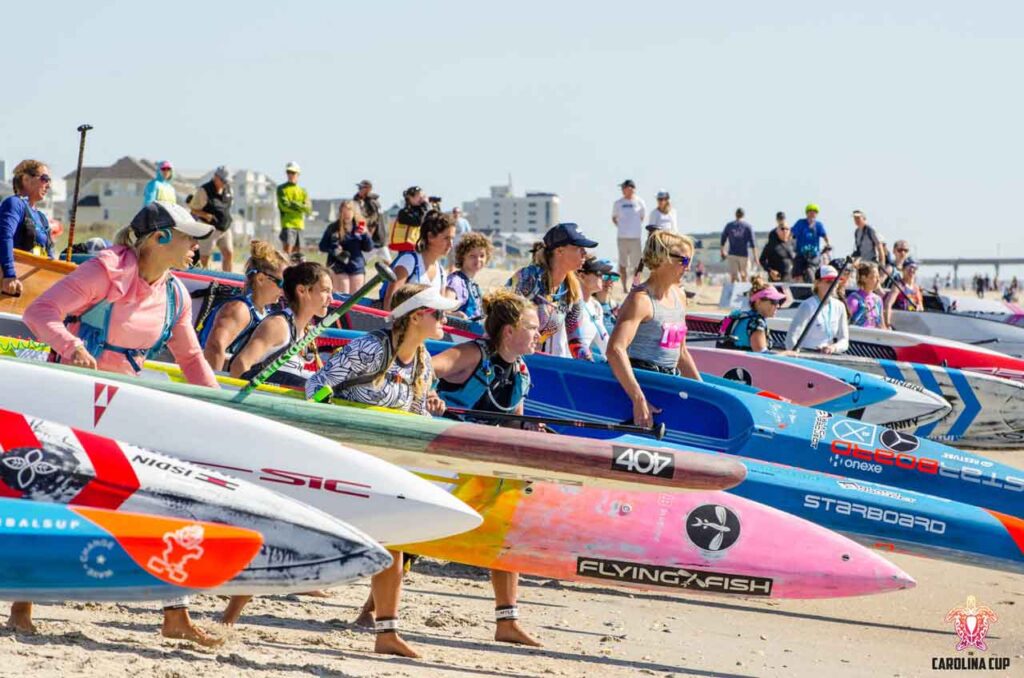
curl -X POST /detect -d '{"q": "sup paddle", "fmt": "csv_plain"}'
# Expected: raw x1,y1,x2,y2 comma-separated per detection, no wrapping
233,260,396,400
442,407,667,440
66,124,93,262
792,254,854,352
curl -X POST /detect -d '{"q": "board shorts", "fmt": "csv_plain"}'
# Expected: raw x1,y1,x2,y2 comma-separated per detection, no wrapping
199,227,233,256
617,238,642,273
727,255,749,279
279,228,302,248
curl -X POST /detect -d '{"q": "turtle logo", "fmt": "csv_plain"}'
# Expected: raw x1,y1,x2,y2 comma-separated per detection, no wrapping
685,504,740,552
944,595,998,651
880,429,919,453
723,367,753,386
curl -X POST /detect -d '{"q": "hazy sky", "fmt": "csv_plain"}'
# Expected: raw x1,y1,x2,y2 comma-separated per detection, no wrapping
4,1,1022,267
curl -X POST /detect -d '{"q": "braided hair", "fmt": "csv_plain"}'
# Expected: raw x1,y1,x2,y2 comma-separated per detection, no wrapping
379,283,432,406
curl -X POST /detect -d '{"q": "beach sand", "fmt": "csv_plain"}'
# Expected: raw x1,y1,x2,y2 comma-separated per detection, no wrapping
4,450,1021,677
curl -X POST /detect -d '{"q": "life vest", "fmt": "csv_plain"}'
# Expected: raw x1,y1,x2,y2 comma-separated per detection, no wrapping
718,309,759,351
234,307,319,387
436,339,530,414
64,275,185,372
388,204,428,252
450,270,483,320
12,196,52,257
378,251,445,302
196,291,264,354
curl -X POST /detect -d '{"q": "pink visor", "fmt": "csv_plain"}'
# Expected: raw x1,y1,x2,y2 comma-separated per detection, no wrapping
751,287,786,303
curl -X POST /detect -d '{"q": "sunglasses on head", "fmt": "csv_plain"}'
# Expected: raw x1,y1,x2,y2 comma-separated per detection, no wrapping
669,253,691,266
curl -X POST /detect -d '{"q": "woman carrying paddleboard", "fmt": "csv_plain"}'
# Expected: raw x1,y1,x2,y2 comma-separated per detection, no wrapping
198,240,288,370
228,261,332,386
432,289,543,647
21,201,223,647
305,283,456,657
719,275,787,352
507,222,597,360
607,230,701,428
784,264,850,353
381,209,454,311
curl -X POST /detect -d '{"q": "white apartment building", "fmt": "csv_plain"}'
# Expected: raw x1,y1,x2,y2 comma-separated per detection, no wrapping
461,184,559,235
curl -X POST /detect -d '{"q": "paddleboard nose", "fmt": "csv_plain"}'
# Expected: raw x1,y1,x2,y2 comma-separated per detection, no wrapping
862,381,952,429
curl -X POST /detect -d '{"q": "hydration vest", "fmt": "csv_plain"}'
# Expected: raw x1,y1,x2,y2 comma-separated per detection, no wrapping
196,291,263,354
12,197,52,256
436,339,530,414
450,270,483,320
65,276,185,372
718,309,759,351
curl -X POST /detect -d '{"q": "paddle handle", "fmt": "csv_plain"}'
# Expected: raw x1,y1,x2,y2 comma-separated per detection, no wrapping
234,261,396,400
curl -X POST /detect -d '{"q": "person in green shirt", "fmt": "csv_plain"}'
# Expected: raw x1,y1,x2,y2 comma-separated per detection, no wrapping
277,161,312,257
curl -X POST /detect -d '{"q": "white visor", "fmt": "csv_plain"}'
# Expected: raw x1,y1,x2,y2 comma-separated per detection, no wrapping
387,287,461,323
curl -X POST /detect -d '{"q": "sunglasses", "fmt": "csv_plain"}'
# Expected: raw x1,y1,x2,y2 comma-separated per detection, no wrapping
895,248,909,253
262,271,284,288
669,254,691,266
778,226,791,230
601,273,621,282
30,173,52,184
419,307,445,321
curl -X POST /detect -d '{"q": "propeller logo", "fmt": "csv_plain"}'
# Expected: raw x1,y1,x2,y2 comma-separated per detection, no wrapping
685,504,741,552
1,448,60,489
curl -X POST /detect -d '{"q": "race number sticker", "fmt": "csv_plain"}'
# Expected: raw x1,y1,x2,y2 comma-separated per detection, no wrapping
611,446,675,479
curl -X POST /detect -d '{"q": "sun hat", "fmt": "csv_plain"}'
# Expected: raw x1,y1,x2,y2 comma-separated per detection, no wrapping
751,286,786,303
387,287,460,323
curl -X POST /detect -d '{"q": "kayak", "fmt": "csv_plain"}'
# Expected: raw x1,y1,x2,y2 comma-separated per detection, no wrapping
0,250,76,317
609,435,1024,574
688,312,1024,381
398,474,915,599
0,498,262,601
0,356,482,547
0,408,391,594
509,351,1024,518
796,353,1024,450
0,335,747,493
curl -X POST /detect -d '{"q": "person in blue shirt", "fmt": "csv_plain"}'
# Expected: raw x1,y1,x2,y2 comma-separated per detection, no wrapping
790,203,831,282
1,159,54,296
142,160,177,206
319,199,373,294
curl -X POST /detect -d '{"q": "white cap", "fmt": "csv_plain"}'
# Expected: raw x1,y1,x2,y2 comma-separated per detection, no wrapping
285,161,301,173
387,287,460,323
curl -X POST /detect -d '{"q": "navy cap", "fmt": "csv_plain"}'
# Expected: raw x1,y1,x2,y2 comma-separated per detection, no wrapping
543,222,599,250
620,179,636,189
582,257,614,275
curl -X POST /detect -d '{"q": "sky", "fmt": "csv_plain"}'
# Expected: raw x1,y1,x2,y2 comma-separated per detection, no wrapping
4,1,1023,270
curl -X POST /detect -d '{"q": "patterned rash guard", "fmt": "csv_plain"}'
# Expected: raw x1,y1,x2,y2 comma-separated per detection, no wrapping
507,264,592,360
304,331,434,415
846,288,884,328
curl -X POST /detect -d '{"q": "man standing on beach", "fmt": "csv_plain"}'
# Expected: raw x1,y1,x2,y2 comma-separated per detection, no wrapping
852,210,884,265
611,179,646,292
192,166,234,272
759,212,796,281
354,179,384,250
277,162,312,259
791,203,830,282
720,208,757,282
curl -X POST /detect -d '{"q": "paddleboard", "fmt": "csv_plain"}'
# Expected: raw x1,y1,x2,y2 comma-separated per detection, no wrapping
398,474,915,599
0,251,76,317
611,435,1024,575
512,351,1024,518
0,498,263,601
0,357,483,546
0,409,391,594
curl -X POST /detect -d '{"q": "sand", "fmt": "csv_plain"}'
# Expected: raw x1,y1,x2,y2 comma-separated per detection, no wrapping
3,277,1021,677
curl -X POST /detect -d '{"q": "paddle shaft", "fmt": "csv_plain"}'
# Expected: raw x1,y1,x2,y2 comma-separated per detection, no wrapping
444,407,667,440
881,266,920,312
66,124,93,262
792,254,853,352
234,262,395,400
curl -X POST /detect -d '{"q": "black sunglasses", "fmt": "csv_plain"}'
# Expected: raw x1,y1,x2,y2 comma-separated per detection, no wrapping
259,271,284,288
669,254,692,266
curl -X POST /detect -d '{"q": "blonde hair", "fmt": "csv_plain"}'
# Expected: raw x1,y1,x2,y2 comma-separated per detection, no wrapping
541,247,582,304
642,230,694,269
337,200,363,233
482,289,534,352
378,284,431,406
245,240,289,288
113,225,152,250
11,159,46,194
455,232,494,269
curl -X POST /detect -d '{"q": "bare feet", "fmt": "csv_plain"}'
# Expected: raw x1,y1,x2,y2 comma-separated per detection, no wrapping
495,620,542,646
6,602,36,634
298,590,331,598
162,608,224,647
374,631,420,658
219,595,252,626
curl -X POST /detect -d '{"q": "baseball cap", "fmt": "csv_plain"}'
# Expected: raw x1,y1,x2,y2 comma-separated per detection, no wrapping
620,179,636,189
816,264,839,281
750,286,786,303
582,257,614,275
356,179,373,189
387,287,460,323
129,201,214,240
158,160,173,170
776,211,786,220
404,185,423,197
285,161,301,173
805,203,820,213
213,165,230,183
656,191,670,200
543,222,599,250
902,257,919,270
